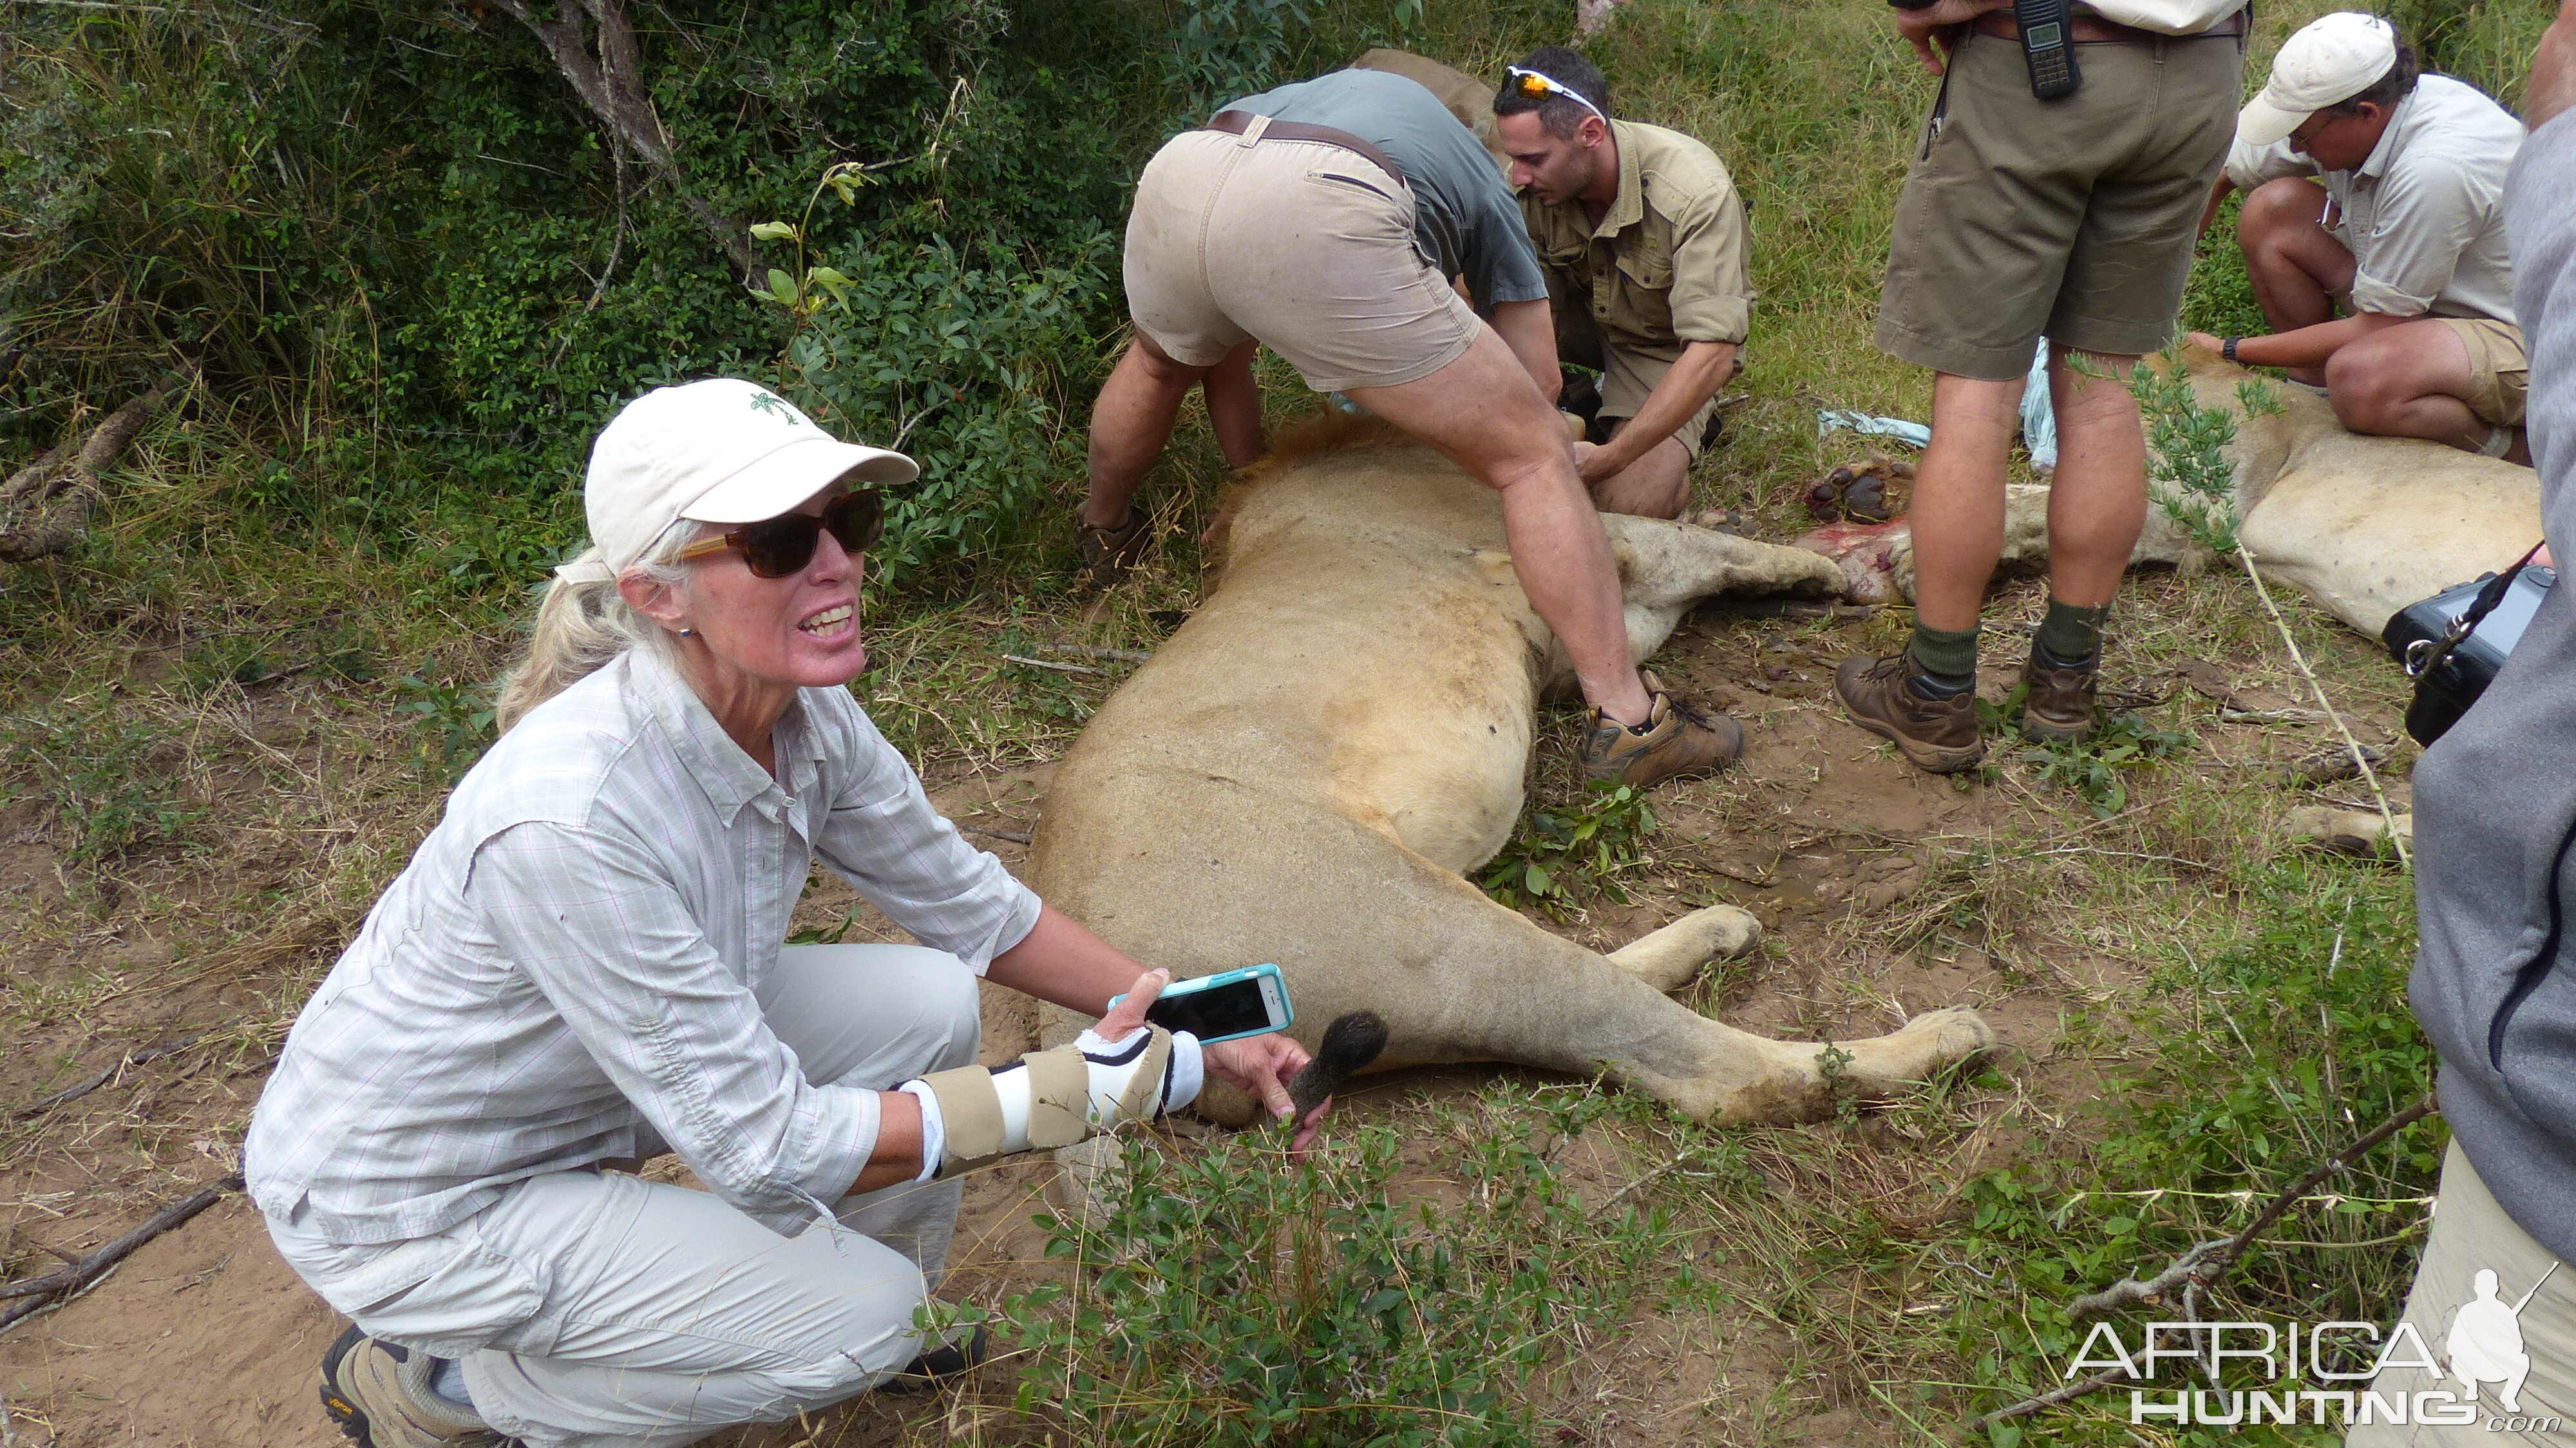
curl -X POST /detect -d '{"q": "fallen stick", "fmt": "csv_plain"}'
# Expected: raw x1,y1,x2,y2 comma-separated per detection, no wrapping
2233,546,2407,868
0,1173,244,1334
1035,643,1152,663
10,1033,205,1120
0,372,187,564
1973,1091,2438,1429
1001,653,1095,674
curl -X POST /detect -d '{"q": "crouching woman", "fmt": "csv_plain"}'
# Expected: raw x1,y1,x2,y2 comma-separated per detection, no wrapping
244,379,1316,1448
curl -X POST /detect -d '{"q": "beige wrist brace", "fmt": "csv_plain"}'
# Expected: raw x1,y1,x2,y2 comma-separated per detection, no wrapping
910,1025,1176,1181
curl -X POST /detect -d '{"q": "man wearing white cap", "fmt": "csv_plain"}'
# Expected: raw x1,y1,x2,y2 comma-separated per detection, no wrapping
2189,13,2528,462
247,379,1323,1446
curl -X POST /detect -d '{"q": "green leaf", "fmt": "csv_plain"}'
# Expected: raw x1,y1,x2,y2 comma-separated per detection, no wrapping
748,220,799,243
766,268,800,305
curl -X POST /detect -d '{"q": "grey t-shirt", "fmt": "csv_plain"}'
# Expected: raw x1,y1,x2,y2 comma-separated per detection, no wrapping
2408,105,2576,1261
1222,68,1548,317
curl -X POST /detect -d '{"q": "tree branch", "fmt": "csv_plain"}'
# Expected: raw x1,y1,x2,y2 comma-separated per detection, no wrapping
485,0,754,278
0,372,185,563
1973,1091,2439,1429
0,1174,244,1335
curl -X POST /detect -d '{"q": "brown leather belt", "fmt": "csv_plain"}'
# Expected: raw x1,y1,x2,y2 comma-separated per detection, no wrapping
1971,6,2246,42
1206,110,1406,185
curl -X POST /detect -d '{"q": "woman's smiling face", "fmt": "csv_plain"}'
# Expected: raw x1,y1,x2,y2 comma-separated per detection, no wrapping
680,484,868,692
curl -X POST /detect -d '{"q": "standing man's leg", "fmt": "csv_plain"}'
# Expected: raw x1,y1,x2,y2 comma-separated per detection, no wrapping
1833,371,2020,774
1201,339,1269,468
2235,176,2358,387
2016,347,2148,738
1077,335,1213,587
1347,328,1656,726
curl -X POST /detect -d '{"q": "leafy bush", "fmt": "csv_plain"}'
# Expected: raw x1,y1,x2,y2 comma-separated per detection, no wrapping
1481,780,1658,915
2011,710,2197,817
1001,1111,1669,1447
759,177,1117,586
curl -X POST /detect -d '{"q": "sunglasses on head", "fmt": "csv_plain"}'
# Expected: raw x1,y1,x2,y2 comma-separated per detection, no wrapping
675,490,884,578
1506,66,1607,124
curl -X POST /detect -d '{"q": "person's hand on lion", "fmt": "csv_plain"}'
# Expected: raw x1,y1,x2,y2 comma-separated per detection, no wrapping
1094,967,1329,1155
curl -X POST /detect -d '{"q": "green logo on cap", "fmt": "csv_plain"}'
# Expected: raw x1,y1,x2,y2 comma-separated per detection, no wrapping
746,391,806,426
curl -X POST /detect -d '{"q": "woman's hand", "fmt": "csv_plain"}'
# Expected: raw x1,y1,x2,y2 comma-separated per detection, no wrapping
2184,330,2227,356
1206,1033,1329,1154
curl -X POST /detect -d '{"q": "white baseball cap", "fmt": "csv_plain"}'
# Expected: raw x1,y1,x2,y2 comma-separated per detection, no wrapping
555,378,918,583
2237,12,2400,148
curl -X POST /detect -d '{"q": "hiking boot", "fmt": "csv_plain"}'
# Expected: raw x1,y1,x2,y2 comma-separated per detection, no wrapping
1075,506,1151,591
881,1323,992,1394
318,1325,513,1447
2016,650,2098,743
1582,672,1743,787
1834,654,1984,774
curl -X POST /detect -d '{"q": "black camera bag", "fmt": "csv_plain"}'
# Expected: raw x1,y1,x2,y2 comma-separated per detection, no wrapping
2382,545,2552,746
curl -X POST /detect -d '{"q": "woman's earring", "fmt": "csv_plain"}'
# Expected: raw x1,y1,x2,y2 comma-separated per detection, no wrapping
676,627,695,637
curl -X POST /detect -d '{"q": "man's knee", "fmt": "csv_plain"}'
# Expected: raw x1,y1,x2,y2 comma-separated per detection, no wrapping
2237,176,2328,251
2324,345,2409,433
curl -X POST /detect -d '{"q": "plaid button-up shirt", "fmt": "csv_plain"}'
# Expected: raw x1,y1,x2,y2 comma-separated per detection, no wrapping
245,647,1040,1244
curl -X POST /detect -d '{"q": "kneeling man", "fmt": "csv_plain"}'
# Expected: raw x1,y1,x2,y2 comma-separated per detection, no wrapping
1495,47,1750,520
2190,13,2528,461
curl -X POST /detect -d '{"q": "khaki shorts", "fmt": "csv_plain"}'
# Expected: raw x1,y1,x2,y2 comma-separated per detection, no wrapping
1878,30,2244,379
1555,310,1721,458
1123,125,1482,393
2444,316,2530,426
2347,1140,2576,1445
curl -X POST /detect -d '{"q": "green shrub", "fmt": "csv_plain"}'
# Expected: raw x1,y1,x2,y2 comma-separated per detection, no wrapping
1001,1110,1671,1447
1481,780,1658,915
8,710,198,865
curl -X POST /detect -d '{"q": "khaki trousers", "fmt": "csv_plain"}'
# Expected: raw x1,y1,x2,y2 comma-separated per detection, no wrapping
2349,1139,2576,1445
265,943,981,1448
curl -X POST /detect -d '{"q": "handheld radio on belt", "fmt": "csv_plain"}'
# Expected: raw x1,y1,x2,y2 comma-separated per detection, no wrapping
2013,0,2082,97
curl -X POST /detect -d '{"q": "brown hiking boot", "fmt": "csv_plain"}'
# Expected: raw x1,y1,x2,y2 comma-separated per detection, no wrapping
1834,654,1984,774
2016,651,2098,742
317,1324,514,1447
1075,506,1151,591
1582,672,1743,787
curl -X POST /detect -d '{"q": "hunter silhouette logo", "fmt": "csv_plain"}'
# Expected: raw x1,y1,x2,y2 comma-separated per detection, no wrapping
2447,1261,2555,1413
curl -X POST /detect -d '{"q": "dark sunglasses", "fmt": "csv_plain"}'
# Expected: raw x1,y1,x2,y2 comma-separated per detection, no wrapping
675,490,884,578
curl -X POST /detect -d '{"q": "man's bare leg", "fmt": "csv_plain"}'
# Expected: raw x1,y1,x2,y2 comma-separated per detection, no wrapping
2324,319,2528,461
1347,327,1656,725
1586,423,1692,519
1907,374,2023,632
2043,348,2148,607
1202,339,1267,468
2236,177,2358,387
1083,334,1214,530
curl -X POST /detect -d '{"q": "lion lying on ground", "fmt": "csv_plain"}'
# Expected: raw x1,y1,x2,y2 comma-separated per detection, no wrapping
1028,416,1994,1124
1796,353,2543,636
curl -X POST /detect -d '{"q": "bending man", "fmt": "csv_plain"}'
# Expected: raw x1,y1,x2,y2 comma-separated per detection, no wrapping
1081,66,1739,786
2189,13,2528,462
1496,47,1752,520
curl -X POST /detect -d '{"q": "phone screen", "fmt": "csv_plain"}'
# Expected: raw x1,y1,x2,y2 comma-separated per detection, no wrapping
1145,978,1274,1039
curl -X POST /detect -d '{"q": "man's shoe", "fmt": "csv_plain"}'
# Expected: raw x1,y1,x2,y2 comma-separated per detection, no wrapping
882,1324,991,1394
1834,654,1984,774
1075,506,1151,591
2016,651,2098,743
318,1324,510,1447
1582,672,1743,787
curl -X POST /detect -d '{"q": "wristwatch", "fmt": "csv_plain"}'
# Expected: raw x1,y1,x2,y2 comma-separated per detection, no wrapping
1889,0,1941,9
2222,337,2241,363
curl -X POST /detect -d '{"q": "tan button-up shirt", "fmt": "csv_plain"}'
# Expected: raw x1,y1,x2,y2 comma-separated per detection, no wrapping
1519,119,1754,363
2226,75,2523,326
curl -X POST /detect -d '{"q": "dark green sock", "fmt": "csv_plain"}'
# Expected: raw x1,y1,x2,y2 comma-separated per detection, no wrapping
1906,623,1980,692
2034,598,2112,667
